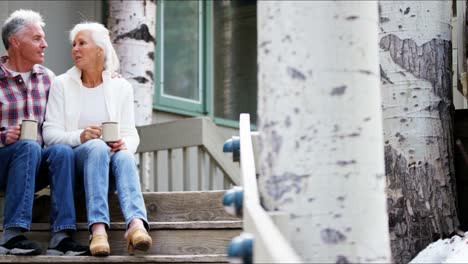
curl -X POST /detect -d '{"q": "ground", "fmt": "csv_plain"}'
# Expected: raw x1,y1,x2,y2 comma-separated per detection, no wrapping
410,233,468,263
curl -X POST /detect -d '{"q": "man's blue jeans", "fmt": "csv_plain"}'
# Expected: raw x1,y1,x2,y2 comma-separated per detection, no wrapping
74,139,148,232
0,141,76,232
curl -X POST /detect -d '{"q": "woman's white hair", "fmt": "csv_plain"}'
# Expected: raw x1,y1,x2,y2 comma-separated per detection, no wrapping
69,22,119,72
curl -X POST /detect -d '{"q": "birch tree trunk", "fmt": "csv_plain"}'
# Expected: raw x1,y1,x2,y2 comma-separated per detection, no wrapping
108,0,156,191
379,1,459,263
258,1,390,262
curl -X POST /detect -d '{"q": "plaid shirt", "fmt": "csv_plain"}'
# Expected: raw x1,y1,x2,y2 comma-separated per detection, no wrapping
0,56,55,146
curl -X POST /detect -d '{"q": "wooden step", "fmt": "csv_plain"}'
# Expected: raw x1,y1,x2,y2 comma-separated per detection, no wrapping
30,191,238,223
0,254,228,263
1,221,242,256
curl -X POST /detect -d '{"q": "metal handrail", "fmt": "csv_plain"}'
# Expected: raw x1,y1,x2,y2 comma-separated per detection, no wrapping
234,113,302,263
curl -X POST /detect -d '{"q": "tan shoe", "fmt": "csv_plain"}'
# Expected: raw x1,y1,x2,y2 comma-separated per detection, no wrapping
89,233,110,256
126,227,152,255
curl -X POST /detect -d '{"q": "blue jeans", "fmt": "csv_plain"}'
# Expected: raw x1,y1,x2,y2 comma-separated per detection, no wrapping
0,141,76,232
74,139,148,232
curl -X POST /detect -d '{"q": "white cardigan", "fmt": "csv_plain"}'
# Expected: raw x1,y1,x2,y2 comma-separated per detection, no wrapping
43,66,140,153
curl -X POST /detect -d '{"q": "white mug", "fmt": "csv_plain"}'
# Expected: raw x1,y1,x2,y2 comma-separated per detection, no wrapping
102,121,120,143
20,119,38,141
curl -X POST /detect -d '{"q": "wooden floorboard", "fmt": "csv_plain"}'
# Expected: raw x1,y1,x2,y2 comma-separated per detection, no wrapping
8,229,240,255
0,254,229,263
28,191,239,223
3,221,242,231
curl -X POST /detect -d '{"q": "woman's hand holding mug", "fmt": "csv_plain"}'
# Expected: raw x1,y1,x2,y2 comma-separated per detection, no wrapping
80,125,102,143
108,138,127,152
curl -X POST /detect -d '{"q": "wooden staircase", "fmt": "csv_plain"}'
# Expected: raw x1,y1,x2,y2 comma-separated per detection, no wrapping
0,191,242,263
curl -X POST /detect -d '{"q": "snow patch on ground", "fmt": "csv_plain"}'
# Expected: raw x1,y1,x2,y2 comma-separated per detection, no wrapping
410,234,468,263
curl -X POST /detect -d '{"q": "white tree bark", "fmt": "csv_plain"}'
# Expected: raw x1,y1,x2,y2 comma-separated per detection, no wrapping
379,2,459,263
258,1,390,263
108,0,156,191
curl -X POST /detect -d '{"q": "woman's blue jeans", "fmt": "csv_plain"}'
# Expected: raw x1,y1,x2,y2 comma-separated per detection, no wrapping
0,141,76,232
73,139,148,232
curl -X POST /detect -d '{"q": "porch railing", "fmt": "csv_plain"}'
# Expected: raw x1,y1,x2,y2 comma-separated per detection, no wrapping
136,117,240,192
225,114,302,263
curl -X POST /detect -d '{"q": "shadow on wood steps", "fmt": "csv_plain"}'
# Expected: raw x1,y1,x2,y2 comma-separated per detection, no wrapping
0,191,241,263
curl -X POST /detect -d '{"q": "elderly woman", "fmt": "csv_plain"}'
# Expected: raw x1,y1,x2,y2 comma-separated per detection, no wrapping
43,22,152,257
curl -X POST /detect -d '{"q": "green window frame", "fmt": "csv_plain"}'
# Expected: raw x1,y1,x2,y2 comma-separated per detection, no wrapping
154,0,257,129
154,0,211,117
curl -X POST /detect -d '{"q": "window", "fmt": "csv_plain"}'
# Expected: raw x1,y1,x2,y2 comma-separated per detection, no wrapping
155,0,257,126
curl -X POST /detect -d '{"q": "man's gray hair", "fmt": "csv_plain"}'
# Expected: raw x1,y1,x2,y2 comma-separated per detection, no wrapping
2,9,45,50
70,22,120,72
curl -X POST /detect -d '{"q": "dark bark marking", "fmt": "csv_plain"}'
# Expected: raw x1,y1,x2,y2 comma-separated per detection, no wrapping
147,52,154,60
115,24,155,43
364,117,371,122
385,145,458,263
133,76,149,84
333,124,340,132
380,17,390,23
379,31,453,180
346,15,359,21
336,255,352,264
331,85,347,96
403,7,411,15
397,134,406,142
336,160,356,166
284,116,291,128
359,70,373,75
259,40,271,48
287,67,306,81
145,70,153,81
265,172,310,201
380,65,394,84
320,228,347,244
400,118,407,123
271,130,282,154
398,25,403,29
379,34,452,103
294,107,300,113
282,35,291,42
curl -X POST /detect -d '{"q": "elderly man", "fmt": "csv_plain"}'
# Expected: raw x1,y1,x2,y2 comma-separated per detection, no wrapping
0,10,88,255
